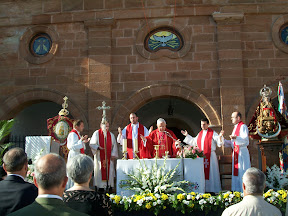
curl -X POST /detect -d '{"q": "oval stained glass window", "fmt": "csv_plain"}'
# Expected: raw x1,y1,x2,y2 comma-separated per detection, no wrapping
280,25,288,45
144,27,184,52
30,33,52,56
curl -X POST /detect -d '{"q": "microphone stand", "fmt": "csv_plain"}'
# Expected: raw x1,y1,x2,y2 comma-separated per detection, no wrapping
163,130,187,181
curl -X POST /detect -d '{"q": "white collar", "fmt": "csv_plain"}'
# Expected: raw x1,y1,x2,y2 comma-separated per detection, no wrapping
131,123,139,127
8,174,25,181
37,194,63,200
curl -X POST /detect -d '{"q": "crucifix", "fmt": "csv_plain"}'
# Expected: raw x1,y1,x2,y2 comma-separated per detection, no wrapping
62,96,68,109
97,101,111,190
97,101,111,124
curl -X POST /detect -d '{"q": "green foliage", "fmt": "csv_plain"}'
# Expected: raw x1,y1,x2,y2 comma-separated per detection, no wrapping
0,119,14,165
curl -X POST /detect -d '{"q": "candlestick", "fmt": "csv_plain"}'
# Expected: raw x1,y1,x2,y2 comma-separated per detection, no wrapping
122,151,127,160
122,139,127,153
133,138,138,152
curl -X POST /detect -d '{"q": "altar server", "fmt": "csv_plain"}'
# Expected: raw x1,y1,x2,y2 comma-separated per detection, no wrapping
182,118,223,193
90,121,118,189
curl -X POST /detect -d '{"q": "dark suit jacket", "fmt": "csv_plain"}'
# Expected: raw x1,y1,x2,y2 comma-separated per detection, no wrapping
0,175,38,215
9,198,89,216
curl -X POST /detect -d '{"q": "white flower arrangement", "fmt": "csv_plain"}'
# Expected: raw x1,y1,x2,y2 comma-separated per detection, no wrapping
266,164,288,190
120,156,189,195
26,148,45,183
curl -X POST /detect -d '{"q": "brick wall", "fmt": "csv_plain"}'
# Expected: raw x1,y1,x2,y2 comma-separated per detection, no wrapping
1,0,288,169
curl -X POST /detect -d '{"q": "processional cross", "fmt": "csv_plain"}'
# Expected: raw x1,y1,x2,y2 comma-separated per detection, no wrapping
97,101,111,123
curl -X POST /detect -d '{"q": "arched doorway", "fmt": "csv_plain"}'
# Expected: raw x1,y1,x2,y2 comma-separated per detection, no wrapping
135,97,206,140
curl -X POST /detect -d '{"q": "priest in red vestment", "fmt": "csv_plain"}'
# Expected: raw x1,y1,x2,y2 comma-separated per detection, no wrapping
141,118,180,158
117,113,151,159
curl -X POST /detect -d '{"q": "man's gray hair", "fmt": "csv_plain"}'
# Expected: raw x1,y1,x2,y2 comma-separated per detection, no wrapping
34,153,66,190
67,154,94,184
3,147,27,172
157,118,166,125
242,167,266,194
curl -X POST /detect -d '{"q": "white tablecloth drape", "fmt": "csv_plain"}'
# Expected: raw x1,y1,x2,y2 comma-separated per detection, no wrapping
116,158,204,196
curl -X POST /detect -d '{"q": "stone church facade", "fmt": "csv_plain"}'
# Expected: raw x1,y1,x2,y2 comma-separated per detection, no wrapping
1,0,288,177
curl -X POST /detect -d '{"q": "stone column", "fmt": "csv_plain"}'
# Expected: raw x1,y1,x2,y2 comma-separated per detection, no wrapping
213,13,245,139
84,18,114,134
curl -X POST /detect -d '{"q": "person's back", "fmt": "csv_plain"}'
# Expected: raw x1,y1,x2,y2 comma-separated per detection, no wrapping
0,148,37,215
222,195,281,216
222,167,281,216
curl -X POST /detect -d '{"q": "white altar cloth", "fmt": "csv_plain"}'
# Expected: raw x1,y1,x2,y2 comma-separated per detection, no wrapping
116,158,204,196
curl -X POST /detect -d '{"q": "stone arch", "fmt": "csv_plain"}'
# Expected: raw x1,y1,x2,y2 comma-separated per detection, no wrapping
112,84,221,128
0,88,88,127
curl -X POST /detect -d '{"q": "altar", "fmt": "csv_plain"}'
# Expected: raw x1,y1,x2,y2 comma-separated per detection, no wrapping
116,158,205,196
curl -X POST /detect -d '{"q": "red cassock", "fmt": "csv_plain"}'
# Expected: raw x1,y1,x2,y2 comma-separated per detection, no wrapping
146,128,178,158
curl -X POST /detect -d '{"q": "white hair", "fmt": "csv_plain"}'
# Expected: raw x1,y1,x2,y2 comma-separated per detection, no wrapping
67,154,94,184
157,118,166,125
242,167,266,194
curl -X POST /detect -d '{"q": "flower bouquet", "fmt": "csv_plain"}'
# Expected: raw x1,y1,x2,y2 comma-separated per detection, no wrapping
177,145,204,159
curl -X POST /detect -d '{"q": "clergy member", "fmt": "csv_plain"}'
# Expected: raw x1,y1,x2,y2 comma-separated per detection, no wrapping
141,118,180,158
222,111,251,192
181,118,223,193
90,121,118,190
117,113,151,159
66,119,90,189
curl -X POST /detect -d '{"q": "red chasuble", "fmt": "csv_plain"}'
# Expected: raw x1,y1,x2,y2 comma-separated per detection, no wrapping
98,129,112,181
233,121,244,176
197,128,213,180
126,123,148,159
70,129,85,154
146,129,178,158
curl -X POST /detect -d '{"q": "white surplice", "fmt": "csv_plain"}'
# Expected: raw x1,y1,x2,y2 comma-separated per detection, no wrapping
183,129,222,193
117,123,149,156
66,130,86,189
90,130,118,188
224,123,251,192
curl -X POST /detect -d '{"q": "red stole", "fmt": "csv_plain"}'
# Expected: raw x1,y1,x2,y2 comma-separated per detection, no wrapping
126,123,145,159
99,129,112,181
233,121,244,176
197,128,213,180
70,129,85,154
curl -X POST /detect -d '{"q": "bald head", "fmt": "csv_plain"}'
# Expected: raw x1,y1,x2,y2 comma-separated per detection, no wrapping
34,154,66,190
3,147,27,172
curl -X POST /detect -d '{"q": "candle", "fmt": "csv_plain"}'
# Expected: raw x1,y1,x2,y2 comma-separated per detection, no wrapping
123,139,127,153
133,138,138,152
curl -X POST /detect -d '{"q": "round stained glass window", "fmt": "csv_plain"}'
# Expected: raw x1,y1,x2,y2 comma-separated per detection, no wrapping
30,33,52,56
280,25,288,45
144,27,184,52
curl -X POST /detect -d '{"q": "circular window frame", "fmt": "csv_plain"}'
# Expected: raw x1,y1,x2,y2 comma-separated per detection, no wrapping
29,33,52,57
144,27,184,53
135,19,192,59
272,15,288,54
19,26,59,64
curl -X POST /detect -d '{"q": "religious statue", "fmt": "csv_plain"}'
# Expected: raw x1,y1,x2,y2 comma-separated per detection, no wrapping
248,85,281,140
